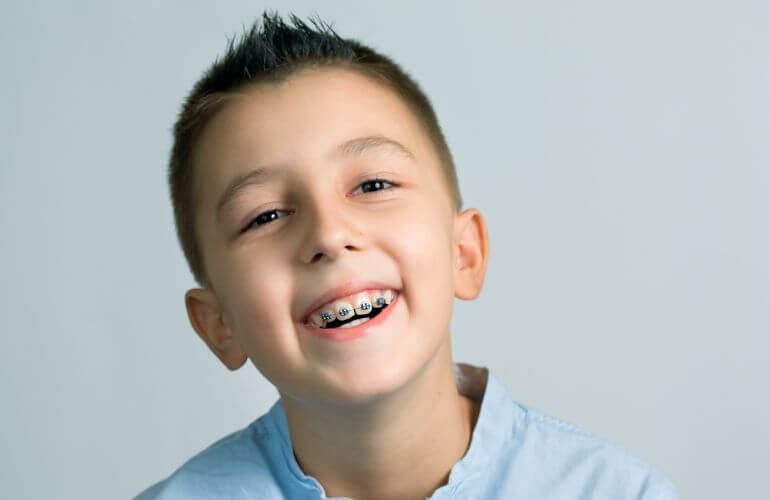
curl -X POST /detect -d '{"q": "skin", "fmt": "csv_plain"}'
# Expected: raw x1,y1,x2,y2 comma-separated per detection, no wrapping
185,67,489,500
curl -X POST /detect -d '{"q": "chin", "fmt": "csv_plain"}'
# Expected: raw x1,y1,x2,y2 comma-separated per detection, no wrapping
317,357,420,407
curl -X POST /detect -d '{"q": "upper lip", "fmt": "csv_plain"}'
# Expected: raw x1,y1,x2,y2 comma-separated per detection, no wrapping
298,280,398,323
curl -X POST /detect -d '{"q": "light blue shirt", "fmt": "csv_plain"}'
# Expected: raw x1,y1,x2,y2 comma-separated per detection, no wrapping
136,363,677,499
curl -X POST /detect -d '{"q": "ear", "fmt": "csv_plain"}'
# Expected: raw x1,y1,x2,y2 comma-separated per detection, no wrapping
184,288,248,371
453,208,489,300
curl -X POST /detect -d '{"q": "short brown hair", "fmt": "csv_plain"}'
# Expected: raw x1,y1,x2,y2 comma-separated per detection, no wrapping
169,12,461,287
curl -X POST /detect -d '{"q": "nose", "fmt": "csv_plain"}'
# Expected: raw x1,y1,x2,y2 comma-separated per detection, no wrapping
298,199,364,265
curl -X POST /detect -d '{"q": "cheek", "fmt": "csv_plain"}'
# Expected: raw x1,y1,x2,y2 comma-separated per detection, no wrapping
385,199,456,324
224,250,293,350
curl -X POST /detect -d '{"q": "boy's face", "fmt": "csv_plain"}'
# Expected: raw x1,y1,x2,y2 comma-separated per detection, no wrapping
186,68,486,406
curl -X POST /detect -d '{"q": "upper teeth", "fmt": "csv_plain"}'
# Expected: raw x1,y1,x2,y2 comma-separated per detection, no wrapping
354,293,372,315
309,289,396,328
334,302,355,321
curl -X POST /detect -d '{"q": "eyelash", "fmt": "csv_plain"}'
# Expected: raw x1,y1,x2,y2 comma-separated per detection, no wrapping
242,177,397,232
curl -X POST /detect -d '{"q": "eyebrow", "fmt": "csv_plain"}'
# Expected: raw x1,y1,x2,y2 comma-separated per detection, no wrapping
335,135,415,161
215,135,414,220
215,167,281,220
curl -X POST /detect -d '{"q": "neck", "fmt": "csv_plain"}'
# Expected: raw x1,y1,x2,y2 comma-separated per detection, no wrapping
280,340,481,500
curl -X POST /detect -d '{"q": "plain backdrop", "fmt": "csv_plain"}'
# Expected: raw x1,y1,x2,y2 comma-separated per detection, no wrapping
1,1,768,499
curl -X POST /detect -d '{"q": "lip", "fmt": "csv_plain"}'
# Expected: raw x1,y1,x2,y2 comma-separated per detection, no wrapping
299,291,399,342
298,280,398,324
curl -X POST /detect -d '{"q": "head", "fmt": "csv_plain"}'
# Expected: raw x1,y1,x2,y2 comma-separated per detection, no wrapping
170,13,488,407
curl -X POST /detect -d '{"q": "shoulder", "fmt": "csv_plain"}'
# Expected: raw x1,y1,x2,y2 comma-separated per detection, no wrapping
133,413,286,500
504,402,678,499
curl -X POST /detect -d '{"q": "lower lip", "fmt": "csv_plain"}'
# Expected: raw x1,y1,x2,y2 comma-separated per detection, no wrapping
300,293,399,342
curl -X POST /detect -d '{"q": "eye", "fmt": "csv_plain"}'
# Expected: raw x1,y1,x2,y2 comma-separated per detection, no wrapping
352,178,396,195
243,209,291,232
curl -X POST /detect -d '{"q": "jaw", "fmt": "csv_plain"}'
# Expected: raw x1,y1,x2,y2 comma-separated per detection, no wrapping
279,324,459,417
289,289,454,407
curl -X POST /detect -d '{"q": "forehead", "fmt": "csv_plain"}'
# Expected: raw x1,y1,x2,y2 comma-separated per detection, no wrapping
191,67,439,210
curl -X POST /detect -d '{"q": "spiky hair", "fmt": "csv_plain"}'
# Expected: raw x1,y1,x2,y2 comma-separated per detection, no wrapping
169,12,461,287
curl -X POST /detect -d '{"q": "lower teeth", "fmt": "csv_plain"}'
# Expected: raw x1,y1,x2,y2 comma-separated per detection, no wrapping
339,317,371,329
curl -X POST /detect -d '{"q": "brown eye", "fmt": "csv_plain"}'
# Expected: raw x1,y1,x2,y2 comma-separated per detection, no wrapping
353,178,395,195
244,209,290,232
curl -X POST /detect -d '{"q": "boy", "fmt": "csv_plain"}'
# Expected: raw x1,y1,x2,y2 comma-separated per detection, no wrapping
137,12,676,500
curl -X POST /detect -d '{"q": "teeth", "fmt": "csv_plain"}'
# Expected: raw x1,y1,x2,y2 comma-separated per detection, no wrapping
354,293,372,315
334,302,355,321
307,288,397,328
311,313,325,327
371,292,386,308
339,317,371,329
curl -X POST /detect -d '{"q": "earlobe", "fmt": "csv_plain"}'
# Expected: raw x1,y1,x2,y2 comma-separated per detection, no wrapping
185,288,248,371
453,208,489,300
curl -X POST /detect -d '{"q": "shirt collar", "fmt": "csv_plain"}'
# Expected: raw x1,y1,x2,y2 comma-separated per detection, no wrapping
441,362,517,487
266,362,516,496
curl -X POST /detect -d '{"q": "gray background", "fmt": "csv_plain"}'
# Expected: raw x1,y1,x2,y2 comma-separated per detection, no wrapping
1,1,767,499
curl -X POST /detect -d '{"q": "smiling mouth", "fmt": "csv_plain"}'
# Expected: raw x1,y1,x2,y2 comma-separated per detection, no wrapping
302,291,399,341
321,303,388,329
305,289,397,329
